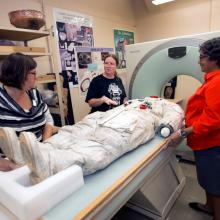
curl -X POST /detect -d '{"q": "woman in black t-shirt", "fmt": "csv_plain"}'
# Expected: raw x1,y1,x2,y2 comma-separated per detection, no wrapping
85,54,127,113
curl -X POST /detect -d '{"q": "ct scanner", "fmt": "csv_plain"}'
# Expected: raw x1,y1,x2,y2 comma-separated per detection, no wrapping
1,31,220,220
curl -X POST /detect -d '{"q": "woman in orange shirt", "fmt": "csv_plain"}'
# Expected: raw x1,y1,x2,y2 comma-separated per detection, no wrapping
169,37,220,220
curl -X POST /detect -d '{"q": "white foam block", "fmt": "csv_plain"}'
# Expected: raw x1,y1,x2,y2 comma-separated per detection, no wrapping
0,165,84,220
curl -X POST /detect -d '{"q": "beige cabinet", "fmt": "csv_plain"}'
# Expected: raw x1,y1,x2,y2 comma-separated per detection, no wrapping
0,26,65,125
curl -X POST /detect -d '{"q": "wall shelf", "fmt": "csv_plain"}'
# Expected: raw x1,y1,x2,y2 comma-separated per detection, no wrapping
37,74,56,84
49,106,61,115
0,26,49,41
0,52,50,59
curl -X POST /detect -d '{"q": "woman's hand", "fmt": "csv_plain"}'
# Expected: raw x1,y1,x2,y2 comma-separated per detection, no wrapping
0,158,17,171
42,124,54,141
166,130,183,148
165,126,193,148
88,96,118,107
123,97,129,104
101,96,118,106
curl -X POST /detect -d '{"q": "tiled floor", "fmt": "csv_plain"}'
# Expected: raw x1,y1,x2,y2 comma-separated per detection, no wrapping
112,161,213,220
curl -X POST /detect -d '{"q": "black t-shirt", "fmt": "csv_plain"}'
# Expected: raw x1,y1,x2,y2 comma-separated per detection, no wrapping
85,74,127,113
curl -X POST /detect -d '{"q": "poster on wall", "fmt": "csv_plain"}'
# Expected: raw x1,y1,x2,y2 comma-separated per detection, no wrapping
113,29,134,69
53,8,94,86
75,46,114,96
53,8,94,124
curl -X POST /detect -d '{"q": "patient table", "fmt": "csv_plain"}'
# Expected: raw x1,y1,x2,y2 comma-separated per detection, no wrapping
0,136,185,220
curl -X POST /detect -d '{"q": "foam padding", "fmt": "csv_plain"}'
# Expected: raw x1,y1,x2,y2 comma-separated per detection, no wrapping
0,165,84,220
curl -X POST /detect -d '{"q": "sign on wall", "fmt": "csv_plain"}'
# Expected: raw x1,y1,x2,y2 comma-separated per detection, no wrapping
75,46,114,96
113,29,134,69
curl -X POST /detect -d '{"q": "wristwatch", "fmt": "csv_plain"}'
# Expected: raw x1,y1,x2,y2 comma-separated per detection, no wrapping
180,130,188,138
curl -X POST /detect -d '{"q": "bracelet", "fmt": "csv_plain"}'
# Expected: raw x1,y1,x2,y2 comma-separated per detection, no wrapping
176,129,188,138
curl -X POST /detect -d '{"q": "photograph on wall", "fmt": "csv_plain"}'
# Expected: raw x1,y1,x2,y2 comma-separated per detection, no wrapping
75,47,114,96
113,29,134,69
53,8,94,124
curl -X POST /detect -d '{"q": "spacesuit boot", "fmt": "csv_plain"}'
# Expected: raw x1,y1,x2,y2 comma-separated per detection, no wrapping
0,127,25,165
20,132,51,184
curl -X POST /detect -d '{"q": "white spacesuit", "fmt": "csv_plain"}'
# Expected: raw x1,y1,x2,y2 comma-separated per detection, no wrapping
0,97,184,184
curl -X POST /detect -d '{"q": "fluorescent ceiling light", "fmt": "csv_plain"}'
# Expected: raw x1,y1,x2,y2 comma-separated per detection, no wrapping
152,0,175,5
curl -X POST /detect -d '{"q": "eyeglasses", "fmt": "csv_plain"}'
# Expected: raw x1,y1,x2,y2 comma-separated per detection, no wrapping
28,71,37,76
104,62,116,66
199,54,209,60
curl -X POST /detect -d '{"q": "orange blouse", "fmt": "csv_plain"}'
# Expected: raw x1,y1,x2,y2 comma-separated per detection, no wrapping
185,69,220,150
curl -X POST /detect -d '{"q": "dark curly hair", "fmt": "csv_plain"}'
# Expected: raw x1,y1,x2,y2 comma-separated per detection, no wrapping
200,37,220,68
0,53,37,89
